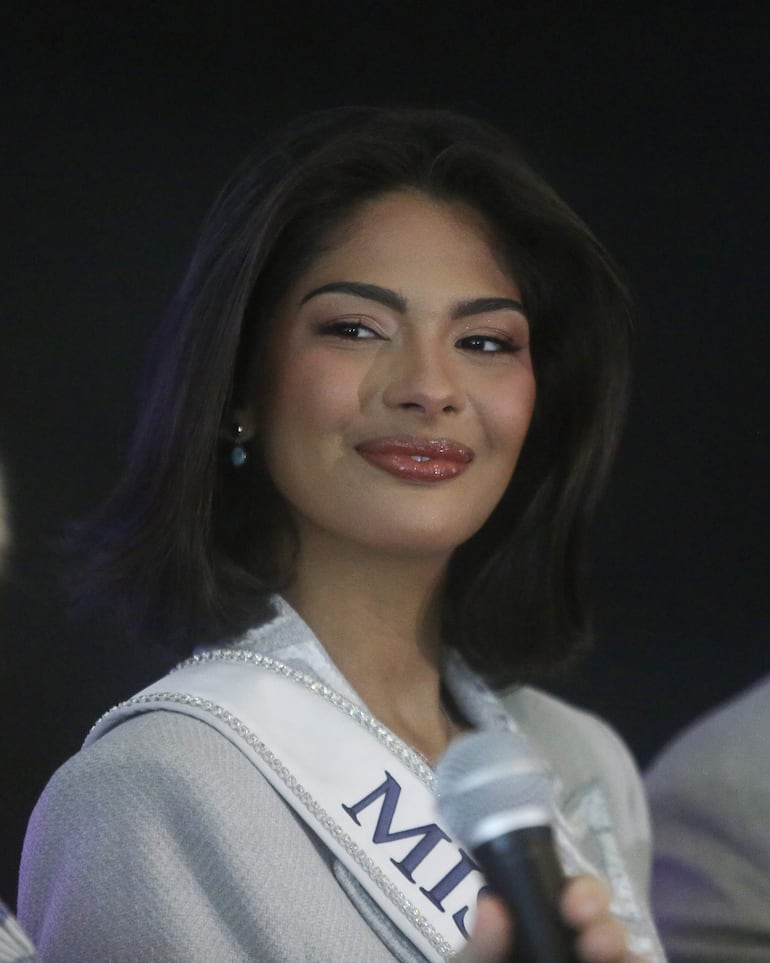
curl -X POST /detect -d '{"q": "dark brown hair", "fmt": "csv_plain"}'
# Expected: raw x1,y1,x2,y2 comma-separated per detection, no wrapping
75,106,633,686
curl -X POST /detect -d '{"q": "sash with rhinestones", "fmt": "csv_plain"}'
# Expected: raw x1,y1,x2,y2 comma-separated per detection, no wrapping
86,649,488,961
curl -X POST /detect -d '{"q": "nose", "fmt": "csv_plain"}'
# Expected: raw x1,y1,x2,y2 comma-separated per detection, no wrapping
381,339,463,417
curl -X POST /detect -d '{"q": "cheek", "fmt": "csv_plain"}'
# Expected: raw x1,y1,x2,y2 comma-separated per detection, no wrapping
485,374,536,457
268,349,363,440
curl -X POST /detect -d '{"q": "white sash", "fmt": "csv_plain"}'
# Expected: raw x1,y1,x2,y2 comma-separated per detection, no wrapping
86,649,486,961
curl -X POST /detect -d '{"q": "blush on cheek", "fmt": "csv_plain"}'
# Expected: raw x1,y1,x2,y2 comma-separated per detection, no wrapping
292,354,368,426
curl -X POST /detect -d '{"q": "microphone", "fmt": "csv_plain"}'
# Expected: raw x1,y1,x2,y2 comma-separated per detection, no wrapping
436,729,578,963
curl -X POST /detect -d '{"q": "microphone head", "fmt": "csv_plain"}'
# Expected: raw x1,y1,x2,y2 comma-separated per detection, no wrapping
436,729,555,848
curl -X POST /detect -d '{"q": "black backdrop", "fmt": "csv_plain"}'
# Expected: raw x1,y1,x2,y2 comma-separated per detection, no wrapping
1,2,768,907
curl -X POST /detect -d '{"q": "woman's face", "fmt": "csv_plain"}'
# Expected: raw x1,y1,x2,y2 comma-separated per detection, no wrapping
252,191,536,563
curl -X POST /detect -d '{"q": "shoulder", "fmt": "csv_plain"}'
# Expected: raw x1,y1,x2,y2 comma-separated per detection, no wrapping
645,681,770,956
18,711,310,961
26,707,279,824
645,675,770,868
21,707,293,860
646,675,770,806
502,685,651,881
503,685,643,795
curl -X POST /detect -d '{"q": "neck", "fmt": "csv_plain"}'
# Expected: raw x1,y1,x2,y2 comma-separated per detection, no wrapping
282,529,462,763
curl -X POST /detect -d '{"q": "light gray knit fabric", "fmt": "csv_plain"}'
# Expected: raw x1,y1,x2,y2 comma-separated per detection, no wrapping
646,676,770,963
19,603,661,962
503,685,654,901
21,710,406,962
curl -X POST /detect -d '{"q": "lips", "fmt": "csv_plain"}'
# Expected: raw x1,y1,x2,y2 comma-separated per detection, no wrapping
355,437,475,482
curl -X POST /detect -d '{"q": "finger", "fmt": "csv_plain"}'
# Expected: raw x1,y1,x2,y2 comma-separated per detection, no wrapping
574,917,629,963
453,894,513,963
560,874,613,928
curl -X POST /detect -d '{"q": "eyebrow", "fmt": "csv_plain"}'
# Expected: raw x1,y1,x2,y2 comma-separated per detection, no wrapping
300,281,407,312
451,296,526,320
300,281,525,319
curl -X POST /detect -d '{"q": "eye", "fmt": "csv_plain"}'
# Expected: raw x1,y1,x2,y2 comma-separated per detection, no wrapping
456,333,517,354
317,318,382,340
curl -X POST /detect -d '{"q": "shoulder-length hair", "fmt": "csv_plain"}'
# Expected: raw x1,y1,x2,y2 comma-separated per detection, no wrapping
76,106,633,686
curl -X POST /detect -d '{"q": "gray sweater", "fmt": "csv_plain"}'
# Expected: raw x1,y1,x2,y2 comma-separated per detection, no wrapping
19,604,663,962
646,676,770,963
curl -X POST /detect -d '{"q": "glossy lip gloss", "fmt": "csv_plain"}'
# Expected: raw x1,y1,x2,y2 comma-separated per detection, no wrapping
355,437,475,482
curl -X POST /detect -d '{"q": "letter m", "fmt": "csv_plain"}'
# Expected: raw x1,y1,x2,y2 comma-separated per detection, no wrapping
342,771,450,882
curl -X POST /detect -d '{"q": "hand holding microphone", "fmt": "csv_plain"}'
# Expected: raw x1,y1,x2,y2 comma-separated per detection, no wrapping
437,730,643,963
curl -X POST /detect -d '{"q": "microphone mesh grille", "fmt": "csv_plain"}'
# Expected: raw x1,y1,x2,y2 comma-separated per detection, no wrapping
435,729,553,844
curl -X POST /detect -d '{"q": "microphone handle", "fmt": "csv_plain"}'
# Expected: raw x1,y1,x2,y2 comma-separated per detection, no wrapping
474,825,579,963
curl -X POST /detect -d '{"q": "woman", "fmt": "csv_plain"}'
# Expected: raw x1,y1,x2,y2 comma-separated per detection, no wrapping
19,107,662,961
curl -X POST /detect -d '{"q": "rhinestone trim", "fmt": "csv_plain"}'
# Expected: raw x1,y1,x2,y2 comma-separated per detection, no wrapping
90,651,454,959
182,649,438,787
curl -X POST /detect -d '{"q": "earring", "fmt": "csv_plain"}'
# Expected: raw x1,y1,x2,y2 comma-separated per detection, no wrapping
231,424,248,468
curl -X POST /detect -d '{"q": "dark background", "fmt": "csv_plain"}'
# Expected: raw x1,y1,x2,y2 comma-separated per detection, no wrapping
1,2,768,907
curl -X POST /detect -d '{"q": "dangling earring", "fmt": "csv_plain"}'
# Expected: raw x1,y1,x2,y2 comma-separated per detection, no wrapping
231,424,248,468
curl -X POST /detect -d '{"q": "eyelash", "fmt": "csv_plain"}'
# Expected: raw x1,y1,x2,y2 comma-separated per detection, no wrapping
318,319,380,340
455,334,518,354
316,320,522,354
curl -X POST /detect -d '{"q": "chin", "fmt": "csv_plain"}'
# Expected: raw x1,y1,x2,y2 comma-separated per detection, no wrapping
354,521,481,560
